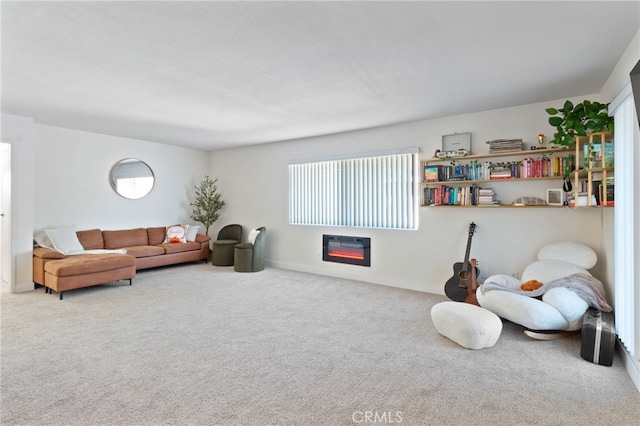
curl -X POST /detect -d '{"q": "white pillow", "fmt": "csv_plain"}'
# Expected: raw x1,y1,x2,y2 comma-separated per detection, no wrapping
477,288,570,331
165,224,188,243
537,241,597,269
542,287,589,331
45,227,85,255
186,225,200,242
483,274,522,290
521,260,590,284
34,232,55,250
248,228,260,245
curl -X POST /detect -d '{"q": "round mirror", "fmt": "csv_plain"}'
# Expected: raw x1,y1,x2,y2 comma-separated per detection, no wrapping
109,158,155,199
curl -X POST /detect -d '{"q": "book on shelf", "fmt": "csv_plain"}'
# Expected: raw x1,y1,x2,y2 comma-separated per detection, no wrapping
422,184,502,206
486,138,524,153
489,168,513,179
476,187,500,205
597,183,614,205
423,184,479,206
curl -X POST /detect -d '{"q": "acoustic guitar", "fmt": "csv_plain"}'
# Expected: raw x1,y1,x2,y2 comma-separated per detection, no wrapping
464,258,480,306
444,222,479,302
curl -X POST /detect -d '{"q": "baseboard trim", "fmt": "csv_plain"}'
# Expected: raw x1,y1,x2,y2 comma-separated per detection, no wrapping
617,339,640,394
267,260,438,294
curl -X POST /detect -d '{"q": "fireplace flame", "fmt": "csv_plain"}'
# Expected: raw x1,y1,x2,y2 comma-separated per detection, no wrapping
328,251,365,260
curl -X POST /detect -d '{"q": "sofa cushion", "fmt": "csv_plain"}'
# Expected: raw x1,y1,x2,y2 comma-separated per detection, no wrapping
103,228,148,249
33,246,66,259
76,229,104,250
44,254,136,277
124,245,165,258
147,227,166,246
161,241,201,254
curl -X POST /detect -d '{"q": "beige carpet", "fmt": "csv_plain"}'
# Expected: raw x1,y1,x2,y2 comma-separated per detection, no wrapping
2,263,639,425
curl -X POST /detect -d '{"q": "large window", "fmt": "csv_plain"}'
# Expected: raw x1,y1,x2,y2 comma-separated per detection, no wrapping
610,84,639,360
288,148,419,230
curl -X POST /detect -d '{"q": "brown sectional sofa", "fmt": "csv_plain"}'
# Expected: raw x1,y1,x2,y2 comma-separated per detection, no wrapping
33,227,211,299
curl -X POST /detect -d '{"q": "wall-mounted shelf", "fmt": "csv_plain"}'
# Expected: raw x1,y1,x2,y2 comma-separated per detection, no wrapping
422,146,573,164
420,146,575,208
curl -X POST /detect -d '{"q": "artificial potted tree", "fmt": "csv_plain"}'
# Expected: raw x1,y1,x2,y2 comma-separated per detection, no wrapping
190,175,225,237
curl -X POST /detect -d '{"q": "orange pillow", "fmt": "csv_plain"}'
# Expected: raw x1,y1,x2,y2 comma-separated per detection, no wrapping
521,279,543,291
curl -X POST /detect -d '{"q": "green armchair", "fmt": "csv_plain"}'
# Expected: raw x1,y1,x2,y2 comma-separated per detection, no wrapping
234,227,266,272
212,224,243,266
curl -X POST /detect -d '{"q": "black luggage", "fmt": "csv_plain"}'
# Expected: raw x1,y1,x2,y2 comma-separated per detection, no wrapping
580,307,616,366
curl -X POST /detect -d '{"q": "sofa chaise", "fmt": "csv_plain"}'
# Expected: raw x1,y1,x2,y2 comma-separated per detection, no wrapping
33,226,211,299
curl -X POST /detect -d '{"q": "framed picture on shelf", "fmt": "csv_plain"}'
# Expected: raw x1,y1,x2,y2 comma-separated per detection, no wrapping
424,165,442,182
546,188,564,206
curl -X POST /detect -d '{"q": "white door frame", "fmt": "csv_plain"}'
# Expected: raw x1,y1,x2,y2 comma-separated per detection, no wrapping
1,141,13,292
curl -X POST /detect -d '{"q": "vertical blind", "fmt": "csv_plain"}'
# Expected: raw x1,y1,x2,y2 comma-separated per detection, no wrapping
610,86,638,358
288,150,418,230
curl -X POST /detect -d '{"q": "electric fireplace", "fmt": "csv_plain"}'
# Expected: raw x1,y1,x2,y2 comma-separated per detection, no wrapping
322,234,371,267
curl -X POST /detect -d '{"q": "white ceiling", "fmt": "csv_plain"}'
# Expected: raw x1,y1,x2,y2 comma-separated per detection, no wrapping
2,1,639,151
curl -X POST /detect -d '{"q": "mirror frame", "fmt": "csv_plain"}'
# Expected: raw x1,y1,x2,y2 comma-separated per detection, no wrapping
109,158,155,199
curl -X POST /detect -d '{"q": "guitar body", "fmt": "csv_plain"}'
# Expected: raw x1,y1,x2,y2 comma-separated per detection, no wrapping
444,261,480,302
464,259,480,306
444,222,479,302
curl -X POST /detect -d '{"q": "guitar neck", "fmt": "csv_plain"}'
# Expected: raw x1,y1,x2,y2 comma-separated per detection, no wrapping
461,223,476,271
462,237,472,271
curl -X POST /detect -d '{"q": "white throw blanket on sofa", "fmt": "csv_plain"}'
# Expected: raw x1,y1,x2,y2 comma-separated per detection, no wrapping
480,273,612,312
68,249,128,255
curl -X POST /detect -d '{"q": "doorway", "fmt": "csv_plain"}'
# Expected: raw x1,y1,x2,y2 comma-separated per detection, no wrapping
1,142,12,292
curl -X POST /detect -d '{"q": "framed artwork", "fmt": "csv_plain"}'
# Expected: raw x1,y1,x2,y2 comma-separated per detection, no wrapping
546,189,564,206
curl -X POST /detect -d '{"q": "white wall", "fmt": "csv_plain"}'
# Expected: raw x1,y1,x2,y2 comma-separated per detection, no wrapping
210,97,608,296
33,124,211,233
3,116,211,293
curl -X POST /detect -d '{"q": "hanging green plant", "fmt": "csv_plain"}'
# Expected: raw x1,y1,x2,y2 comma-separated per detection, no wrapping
545,100,614,147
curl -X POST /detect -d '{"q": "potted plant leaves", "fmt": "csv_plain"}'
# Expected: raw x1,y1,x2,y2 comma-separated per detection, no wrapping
545,100,614,148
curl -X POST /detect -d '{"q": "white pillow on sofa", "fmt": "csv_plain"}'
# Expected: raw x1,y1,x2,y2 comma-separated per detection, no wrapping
45,227,85,255
186,225,200,242
34,232,55,250
248,228,260,245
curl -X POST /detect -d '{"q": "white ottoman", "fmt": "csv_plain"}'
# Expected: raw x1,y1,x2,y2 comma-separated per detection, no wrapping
431,301,502,349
